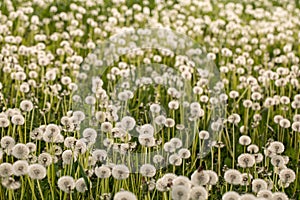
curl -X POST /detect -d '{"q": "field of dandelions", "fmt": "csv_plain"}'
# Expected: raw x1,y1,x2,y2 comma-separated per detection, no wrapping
0,0,300,199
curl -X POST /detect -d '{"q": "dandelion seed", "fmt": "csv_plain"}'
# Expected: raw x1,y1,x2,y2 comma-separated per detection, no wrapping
114,191,137,200
170,138,182,149
199,130,209,140
252,178,267,193
112,165,129,180
11,143,30,159
271,155,285,167
191,170,209,186
140,164,156,177
75,177,89,193
95,165,111,178
240,193,256,200
239,135,251,146
224,169,242,185
1,136,15,151
1,177,21,190
189,186,207,200
28,164,46,180
156,178,168,192
279,168,296,184
20,100,34,112
206,170,219,185
62,150,76,165
165,118,175,127
237,153,255,168
12,160,28,176
257,190,272,200
169,154,182,166
38,152,53,167
92,149,107,162
58,176,75,193
0,163,13,177
101,122,113,132
268,141,285,154
247,144,259,153
178,148,191,159
222,191,240,200
121,116,136,131
11,114,25,125
272,192,289,200
171,185,189,200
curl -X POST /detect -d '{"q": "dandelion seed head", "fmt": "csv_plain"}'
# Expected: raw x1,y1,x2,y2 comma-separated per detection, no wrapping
28,164,46,180
58,176,75,193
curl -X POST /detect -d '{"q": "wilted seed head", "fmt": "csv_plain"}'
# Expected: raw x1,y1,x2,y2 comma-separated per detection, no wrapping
28,164,46,180
238,135,251,146
113,191,137,200
222,191,240,200
95,165,111,178
58,176,75,193
171,185,190,200
224,169,242,185
12,160,29,176
112,165,129,180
